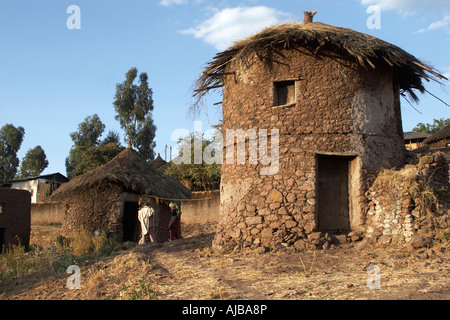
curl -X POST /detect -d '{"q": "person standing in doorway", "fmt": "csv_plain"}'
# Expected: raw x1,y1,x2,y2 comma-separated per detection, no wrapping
138,200,156,244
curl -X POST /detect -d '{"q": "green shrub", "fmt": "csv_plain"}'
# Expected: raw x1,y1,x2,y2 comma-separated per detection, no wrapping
120,277,158,300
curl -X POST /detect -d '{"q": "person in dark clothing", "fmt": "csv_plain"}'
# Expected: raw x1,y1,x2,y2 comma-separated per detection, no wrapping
168,202,181,240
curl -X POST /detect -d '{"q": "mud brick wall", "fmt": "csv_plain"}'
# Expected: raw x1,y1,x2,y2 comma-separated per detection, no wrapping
181,191,220,224
61,184,124,237
0,188,31,250
213,49,405,251
31,201,65,225
366,152,449,245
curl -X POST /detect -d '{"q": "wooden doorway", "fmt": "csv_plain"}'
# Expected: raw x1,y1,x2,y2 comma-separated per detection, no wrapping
123,202,140,242
317,155,355,231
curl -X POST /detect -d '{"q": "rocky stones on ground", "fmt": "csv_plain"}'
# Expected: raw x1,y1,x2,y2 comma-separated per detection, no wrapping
410,235,433,249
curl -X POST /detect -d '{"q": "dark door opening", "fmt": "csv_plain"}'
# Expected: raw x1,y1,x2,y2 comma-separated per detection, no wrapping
317,155,353,232
0,228,5,253
123,202,140,242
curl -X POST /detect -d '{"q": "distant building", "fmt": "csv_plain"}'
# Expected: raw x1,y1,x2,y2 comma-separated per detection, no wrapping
404,132,430,150
149,153,169,173
10,173,69,203
0,188,31,251
424,125,450,150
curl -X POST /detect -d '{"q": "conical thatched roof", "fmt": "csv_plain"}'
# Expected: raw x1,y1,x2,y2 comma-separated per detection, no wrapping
51,148,191,201
149,154,169,173
424,124,450,144
193,21,446,108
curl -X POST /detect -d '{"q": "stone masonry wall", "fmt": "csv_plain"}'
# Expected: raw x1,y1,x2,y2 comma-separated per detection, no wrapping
61,184,124,237
366,152,449,246
213,49,405,252
61,185,172,243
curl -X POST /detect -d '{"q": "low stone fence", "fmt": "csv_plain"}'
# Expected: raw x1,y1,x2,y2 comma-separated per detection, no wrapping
31,201,65,225
181,191,220,224
365,151,449,247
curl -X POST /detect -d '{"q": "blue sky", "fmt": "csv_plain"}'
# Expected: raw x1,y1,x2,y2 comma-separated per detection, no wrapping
0,0,449,176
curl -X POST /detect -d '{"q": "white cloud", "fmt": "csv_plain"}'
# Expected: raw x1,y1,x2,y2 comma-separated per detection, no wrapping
360,0,449,14
415,15,450,34
159,0,188,6
361,0,450,34
181,6,287,51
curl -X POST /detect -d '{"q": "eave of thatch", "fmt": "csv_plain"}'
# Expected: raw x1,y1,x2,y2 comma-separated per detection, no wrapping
423,125,450,144
51,148,191,201
193,21,446,110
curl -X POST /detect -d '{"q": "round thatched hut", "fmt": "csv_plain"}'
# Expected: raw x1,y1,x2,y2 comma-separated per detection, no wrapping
51,148,191,243
149,153,169,173
194,15,446,250
424,124,450,150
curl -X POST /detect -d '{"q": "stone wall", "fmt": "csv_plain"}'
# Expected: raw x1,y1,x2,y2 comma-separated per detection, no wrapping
31,201,65,225
61,183,122,237
365,152,449,246
181,191,220,224
213,49,405,252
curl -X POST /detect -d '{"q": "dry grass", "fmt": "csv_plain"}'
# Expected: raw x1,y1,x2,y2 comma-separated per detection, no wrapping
69,227,112,256
2,223,448,300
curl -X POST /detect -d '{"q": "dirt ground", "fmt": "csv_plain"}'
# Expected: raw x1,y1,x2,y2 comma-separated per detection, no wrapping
1,223,449,300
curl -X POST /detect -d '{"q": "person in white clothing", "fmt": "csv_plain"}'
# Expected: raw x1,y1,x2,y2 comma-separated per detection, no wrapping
138,200,156,244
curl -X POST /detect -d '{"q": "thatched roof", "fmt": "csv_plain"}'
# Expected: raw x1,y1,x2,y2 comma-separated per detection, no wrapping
149,154,166,169
424,125,450,144
51,148,191,201
149,154,169,173
193,21,446,109
404,131,430,141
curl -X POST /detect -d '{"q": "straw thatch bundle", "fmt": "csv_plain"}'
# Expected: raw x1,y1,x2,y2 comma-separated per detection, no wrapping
51,148,191,201
193,21,446,110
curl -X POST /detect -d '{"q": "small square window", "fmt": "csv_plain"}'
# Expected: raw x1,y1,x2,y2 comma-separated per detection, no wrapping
274,81,295,106
0,203,5,214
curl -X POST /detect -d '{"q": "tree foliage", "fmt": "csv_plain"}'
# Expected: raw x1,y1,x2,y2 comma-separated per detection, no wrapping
412,118,450,134
66,143,124,178
69,114,105,147
0,124,25,184
164,131,221,191
20,145,49,178
65,115,124,179
113,67,156,161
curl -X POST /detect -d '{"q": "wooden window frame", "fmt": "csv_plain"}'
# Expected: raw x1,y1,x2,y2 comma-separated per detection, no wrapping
273,80,296,107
